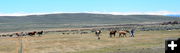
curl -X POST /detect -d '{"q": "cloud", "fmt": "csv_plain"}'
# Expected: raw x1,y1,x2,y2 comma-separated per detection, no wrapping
0,11,180,16
0,12,80,16
87,11,180,15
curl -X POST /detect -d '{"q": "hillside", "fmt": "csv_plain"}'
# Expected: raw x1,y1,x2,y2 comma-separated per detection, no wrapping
0,13,179,24
0,13,179,33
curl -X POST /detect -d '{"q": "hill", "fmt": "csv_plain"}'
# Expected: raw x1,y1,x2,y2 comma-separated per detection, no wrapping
0,13,179,33
0,13,179,24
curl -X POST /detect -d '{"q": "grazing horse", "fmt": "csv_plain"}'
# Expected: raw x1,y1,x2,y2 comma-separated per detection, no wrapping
109,30,117,38
2,34,6,37
95,30,101,40
37,31,43,36
6,34,12,37
9,34,13,37
118,30,130,37
15,32,21,37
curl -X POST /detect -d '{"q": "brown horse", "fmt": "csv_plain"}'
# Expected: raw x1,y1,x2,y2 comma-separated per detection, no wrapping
109,30,117,38
118,30,130,37
28,31,37,36
15,32,23,37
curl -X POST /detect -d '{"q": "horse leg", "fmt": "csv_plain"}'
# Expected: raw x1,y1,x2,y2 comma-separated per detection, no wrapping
30,34,33,36
38,34,42,37
124,34,127,37
30,35,32,36
123,33,125,37
30,34,34,37
119,33,122,37
122,33,125,37
32,32,36,36
120,34,123,37
110,34,112,38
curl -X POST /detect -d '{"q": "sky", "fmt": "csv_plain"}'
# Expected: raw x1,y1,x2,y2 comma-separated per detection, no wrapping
0,0,180,16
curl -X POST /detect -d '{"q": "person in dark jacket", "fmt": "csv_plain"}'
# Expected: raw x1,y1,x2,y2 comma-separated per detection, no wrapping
130,29,135,37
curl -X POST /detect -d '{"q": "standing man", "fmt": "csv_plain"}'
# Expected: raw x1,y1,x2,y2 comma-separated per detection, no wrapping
130,29,135,37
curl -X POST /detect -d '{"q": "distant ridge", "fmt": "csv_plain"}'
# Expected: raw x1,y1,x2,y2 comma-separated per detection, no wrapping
0,13,179,33
0,13,179,24
165,14,180,17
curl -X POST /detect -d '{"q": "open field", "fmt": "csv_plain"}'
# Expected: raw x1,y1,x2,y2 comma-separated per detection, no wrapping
0,30,179,53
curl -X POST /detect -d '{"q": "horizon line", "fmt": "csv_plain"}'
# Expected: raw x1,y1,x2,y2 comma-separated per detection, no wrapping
0,11,180,16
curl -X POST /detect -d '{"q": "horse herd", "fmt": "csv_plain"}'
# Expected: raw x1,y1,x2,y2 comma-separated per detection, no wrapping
95,30,134,40
0,29,135,40
109,30,130,37
0,31,44,37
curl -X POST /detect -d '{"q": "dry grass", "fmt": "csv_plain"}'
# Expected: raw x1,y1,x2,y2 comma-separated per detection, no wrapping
0,30,179,53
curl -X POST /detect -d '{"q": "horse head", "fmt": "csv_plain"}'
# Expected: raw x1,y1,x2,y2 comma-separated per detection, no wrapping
125,30,130,33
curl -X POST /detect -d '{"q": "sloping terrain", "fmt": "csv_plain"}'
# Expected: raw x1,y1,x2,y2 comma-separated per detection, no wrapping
0,13,179,24
0,13,179,32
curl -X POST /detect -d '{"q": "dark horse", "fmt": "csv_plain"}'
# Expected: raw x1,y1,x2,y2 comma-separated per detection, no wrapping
28,31,37,36
118,30,130,37
95,30,101,40
15,32,21,37
109,30,117,38
37,31,43,36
